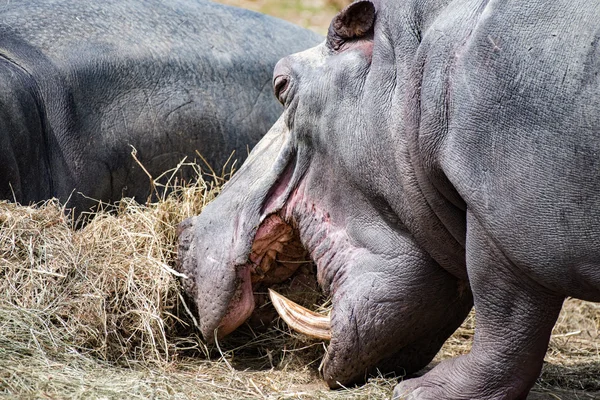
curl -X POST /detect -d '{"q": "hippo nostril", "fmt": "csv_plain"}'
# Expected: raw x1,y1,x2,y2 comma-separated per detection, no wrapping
273,75,289,105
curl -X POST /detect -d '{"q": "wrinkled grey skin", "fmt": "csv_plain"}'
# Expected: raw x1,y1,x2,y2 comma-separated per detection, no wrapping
178,0,600,398
0,0,321,213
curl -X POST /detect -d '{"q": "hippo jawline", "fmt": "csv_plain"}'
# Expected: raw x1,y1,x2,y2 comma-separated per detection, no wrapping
218,211,332,341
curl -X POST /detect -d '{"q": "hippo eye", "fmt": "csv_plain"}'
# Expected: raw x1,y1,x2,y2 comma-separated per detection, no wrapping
273,75,290,105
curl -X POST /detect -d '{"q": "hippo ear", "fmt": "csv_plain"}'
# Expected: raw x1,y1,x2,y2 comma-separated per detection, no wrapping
327,0,375,49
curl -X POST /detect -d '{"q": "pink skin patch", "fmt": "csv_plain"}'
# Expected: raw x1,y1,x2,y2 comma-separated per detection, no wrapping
217,264,255,338
249,214,306,285
339,38,374,62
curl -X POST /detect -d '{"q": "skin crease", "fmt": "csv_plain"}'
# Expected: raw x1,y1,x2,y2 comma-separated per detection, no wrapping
0,0,321,214
179,0,600,399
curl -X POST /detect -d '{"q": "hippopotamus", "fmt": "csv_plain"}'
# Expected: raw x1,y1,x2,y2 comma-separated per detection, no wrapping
177,0,600,398
0,0,321,213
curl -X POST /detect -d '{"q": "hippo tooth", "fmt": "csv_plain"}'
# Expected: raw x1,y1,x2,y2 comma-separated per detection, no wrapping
268,288,331,340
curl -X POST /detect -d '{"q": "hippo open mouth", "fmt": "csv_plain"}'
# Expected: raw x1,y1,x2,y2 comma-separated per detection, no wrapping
177,148,333,342
175,117,340,345
222,211,330,340
232,210,332,339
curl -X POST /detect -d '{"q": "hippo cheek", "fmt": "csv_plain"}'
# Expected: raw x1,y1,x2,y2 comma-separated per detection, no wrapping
261,198,474,386
267,249,473,387
317,259,473,388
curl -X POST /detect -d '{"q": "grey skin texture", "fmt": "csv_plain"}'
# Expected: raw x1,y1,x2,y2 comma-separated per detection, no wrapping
178,0,600,398
0,0,321,213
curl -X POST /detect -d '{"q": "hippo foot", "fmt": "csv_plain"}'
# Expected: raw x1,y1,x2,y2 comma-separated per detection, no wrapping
392,354,528,400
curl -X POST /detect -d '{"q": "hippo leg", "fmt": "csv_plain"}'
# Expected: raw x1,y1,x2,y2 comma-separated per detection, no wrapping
394,213,564,400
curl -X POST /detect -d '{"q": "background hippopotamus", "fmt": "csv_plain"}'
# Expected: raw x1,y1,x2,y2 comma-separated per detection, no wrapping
0,0,321,213
178,0,600,399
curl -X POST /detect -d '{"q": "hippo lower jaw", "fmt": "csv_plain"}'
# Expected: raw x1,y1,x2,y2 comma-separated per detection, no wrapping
213,264,255,339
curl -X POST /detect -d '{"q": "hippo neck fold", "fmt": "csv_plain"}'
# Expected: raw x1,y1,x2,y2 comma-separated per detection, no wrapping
280,183,357,295
357,0,474,281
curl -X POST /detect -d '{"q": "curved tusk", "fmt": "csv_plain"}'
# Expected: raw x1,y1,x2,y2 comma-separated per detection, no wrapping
268,288,332,340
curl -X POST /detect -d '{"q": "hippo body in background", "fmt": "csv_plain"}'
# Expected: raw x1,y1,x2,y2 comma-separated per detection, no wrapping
0,0,321,212
178,0,600,399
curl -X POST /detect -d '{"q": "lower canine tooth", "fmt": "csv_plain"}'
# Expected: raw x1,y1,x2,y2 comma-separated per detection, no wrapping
268,288,331,340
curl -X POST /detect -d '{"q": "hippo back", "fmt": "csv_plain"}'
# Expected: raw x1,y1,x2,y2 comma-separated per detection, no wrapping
0,0,322,211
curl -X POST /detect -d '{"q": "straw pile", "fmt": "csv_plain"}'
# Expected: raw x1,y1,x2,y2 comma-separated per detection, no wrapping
0,163,598,399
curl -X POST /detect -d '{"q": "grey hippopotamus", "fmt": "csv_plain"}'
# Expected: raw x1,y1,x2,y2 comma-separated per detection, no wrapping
177,0,600,399
0,0,321,213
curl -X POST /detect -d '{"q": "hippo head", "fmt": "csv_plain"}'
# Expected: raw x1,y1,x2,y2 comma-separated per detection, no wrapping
178,1,473,387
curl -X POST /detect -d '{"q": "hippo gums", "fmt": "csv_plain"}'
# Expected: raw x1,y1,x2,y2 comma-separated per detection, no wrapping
0,0,321,213
178,0,600,399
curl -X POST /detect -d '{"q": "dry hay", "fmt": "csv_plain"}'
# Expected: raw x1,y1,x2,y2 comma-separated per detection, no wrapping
0,164,598,399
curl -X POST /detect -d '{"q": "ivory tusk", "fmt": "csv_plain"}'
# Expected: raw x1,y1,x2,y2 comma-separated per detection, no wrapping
268,288,332,340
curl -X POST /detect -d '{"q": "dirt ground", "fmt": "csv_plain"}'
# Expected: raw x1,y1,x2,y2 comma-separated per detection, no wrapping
214,0,347,34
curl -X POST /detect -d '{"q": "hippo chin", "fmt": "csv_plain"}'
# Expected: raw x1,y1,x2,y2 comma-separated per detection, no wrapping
178,0,600,399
